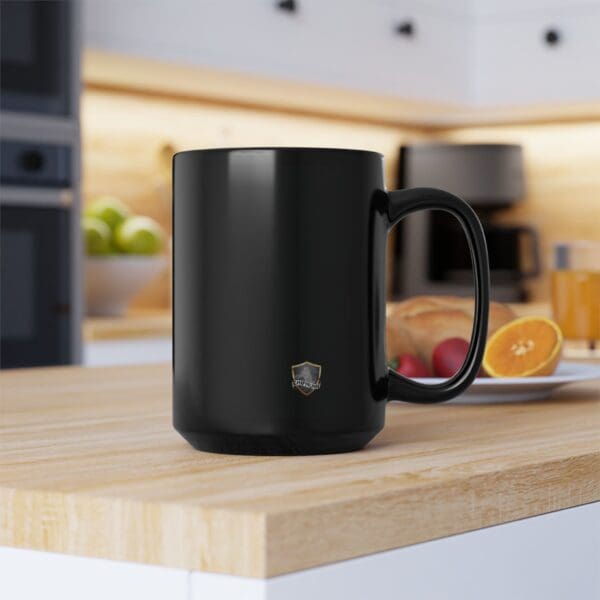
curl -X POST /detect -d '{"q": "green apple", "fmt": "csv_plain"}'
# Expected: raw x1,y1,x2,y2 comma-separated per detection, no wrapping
114,216,164,255
84,196,130,231
82,216,112,256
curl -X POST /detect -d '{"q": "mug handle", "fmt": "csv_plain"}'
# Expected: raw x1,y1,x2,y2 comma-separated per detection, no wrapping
384,187,490,403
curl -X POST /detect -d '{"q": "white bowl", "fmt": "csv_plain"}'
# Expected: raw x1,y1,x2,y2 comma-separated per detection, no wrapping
85,255,168,317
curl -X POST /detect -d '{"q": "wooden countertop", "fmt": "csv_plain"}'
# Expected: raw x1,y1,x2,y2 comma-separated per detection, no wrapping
1,364,599,578
83,310,171,341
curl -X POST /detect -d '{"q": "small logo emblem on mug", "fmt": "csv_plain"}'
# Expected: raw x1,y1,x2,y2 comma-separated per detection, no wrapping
291,361,322,396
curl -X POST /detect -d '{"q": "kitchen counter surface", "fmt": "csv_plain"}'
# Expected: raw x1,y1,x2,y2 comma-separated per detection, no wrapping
83,310,171,341
1,363,599,578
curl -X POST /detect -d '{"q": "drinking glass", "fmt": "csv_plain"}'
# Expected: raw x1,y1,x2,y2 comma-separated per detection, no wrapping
551,241,600,350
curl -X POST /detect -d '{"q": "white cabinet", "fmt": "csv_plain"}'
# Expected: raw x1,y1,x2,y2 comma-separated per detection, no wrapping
83,0,600,106
83,0,469,103
473,4,600,105
0,548,188,600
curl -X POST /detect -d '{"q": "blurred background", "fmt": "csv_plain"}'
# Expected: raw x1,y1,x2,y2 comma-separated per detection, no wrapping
1,0,599,369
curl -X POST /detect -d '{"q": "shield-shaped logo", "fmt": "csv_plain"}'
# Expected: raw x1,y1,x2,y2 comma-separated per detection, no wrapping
291,361,322,396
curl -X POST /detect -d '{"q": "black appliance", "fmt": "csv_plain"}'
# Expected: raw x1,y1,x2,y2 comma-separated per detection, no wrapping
1,1,80,369
0,0,73,116
1,203,72,368
392,143,538,302
1,141,76,368
0,139,72,187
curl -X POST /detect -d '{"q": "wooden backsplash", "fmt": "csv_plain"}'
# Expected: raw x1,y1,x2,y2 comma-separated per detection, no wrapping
81,88,428,308
81,87,600,308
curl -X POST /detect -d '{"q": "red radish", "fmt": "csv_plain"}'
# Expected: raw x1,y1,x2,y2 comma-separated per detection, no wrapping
432,338,470,378
396,353,431,378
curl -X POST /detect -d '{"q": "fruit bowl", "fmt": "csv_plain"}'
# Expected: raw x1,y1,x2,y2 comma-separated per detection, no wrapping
84,255,168,317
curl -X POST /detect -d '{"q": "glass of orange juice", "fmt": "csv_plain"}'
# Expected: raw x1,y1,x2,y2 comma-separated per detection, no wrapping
551,241,600,350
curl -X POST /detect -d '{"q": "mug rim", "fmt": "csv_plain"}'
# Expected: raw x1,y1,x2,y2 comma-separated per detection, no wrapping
173,146,384,159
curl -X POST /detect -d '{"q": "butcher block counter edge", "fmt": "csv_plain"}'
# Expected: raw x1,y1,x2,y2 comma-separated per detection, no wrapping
1,363,599,578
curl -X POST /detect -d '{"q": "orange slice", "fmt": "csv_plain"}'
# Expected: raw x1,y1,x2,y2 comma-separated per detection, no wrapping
483,316,563,378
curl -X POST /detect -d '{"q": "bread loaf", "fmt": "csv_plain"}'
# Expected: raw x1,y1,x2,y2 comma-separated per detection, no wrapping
387,296,516,367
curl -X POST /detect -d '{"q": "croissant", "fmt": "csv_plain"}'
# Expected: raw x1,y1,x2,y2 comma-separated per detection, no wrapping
386,296,516,368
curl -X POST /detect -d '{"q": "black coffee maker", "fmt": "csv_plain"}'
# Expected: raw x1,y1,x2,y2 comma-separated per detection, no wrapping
392,143,538,302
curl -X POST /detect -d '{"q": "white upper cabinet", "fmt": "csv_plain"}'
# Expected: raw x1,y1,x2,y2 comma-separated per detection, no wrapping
83,0,600,107
83,0,469,103
473,3,600,106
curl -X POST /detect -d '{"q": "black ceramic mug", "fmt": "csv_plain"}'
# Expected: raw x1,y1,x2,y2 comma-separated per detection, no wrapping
173,148,489,455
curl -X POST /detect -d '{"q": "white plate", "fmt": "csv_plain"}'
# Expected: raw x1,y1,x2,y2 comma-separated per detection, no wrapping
415,362,600,404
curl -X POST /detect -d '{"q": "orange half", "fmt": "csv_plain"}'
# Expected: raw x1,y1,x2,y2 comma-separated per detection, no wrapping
483,316,563,378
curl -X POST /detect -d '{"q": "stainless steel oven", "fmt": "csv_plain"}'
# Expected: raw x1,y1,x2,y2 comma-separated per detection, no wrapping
0,0,74,116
